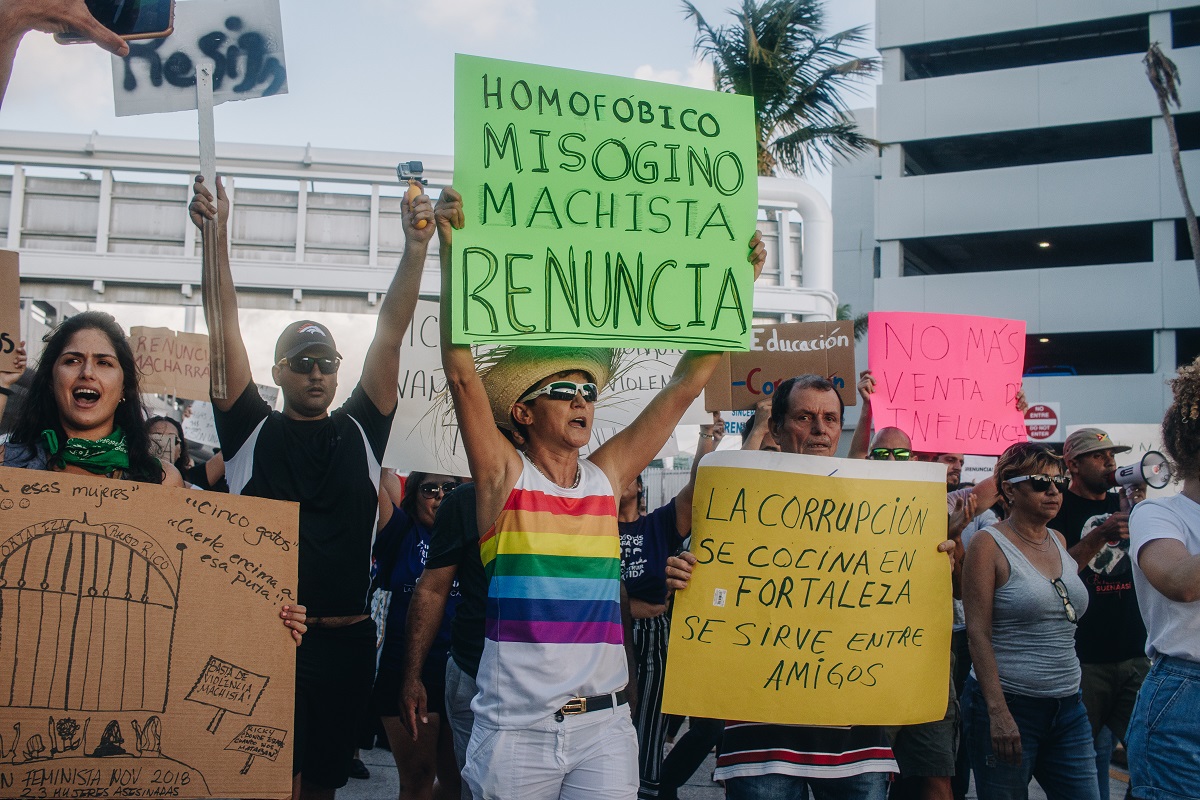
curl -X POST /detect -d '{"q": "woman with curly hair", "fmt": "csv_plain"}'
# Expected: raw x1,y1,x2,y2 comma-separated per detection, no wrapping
1126,356,1200,799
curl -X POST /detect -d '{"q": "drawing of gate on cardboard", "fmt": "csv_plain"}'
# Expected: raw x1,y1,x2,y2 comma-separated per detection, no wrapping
0,516,184,713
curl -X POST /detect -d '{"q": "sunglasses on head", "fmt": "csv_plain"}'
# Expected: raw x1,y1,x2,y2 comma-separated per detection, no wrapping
279,355,341,375
419,481,460,499
1007,474,1069,492
519,381,599,403
869,447,912,461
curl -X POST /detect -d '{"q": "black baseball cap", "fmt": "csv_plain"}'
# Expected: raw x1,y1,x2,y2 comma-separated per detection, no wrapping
275,320,342,362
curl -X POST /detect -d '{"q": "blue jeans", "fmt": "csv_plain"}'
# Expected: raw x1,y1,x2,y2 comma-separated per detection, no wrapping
1127,655,1200,800
962,676,1099,800
725,772,887,800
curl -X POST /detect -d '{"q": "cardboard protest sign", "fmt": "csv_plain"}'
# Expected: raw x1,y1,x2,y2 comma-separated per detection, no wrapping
661,450,951,726
382,301,705,474
867,312,1027,456
704,321,857,412
129,327,211,402
0,467,298,798
184,385,277,450
0,251,18,373
112,0,287,117
453,54,758,350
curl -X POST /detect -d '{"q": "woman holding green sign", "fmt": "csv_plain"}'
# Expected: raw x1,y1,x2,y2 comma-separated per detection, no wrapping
432,185,763,799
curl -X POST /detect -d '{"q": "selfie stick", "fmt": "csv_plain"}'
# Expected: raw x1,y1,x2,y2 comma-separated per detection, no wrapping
197,62,228,400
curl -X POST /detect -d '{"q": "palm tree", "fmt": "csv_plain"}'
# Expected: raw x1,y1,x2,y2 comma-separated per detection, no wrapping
836,303,869,342
683,0,879,177
1146,42,1200,294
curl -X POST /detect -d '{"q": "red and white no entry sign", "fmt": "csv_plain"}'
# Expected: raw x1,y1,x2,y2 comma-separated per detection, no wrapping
1024,403,1061,442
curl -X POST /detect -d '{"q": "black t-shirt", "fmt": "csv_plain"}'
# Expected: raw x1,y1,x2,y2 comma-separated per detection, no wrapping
185,461,229,493
214,382,394,617
424,483,485,679
1049,490,1147,663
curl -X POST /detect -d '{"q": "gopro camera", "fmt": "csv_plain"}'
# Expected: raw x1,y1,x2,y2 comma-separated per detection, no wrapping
396,161,427,186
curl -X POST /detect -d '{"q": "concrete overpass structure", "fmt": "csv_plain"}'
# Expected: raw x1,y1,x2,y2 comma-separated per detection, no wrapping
1,130,837,328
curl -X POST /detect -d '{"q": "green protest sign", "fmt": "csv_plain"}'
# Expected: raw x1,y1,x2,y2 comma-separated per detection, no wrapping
453,54,758,350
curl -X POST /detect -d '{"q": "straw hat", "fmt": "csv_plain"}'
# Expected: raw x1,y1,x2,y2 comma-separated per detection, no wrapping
479,346,620,431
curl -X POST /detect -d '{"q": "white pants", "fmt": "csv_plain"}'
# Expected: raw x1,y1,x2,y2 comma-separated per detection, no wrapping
463,703,638,800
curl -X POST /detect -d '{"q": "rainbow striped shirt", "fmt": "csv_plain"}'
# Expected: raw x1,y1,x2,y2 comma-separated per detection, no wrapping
472,454,628,728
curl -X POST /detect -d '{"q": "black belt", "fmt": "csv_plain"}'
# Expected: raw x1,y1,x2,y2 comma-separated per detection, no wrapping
555,690,628,721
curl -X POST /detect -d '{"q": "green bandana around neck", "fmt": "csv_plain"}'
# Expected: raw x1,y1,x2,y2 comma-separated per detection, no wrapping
41,426,130,475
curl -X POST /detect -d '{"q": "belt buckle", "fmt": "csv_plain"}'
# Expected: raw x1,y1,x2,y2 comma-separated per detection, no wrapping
560,697,587,716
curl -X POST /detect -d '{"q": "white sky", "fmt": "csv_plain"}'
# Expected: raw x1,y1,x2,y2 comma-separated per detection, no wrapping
6,0,878,448
3,0,877,174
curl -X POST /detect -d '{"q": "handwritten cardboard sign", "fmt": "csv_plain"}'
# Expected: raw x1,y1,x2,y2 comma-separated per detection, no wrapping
0,466,298,798
0,252,18,373
129,327,211,402
382,301,705,474
867,312,1027,456
112,0,287,117
452,54,758,350
661,450,951,725
704,321,857,412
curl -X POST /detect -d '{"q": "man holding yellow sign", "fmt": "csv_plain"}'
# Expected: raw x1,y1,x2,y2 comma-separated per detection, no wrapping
663,375,955,799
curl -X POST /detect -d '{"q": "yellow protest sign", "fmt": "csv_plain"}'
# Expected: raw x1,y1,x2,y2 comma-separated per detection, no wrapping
662,450,951,726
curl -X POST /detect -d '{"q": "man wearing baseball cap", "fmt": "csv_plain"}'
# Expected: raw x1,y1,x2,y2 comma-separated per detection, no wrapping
190,175,435,800
1050,427,1147,798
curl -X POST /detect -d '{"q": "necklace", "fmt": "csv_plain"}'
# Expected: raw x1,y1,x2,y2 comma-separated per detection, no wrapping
529,456,581,489
1003,519,1051,551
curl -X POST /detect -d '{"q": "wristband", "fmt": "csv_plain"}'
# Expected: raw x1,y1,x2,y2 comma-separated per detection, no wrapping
699,432,715,440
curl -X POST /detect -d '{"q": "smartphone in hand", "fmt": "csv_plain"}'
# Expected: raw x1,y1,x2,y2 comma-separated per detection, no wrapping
54,0,175,45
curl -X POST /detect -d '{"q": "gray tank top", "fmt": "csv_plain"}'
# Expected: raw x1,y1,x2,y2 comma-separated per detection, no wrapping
976,525,1088,697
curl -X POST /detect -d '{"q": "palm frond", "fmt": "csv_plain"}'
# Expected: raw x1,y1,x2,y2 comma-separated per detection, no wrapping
682,0,879,176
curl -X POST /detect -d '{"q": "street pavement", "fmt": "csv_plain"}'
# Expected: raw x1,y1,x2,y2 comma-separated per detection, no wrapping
337,721,1132,800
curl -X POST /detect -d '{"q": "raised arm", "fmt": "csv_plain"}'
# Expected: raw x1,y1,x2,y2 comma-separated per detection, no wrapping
0,0,128,108
358,189,435,414
741,398,772,451
593,231,766,493
435,188,523,499
847,370,875,459
190,176,252,411
675,413,722,536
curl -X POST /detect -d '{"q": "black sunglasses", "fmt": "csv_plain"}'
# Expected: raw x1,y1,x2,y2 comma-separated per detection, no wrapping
279,355,341,375
1007,474,1069,493
1051,577,1078,624
869,447,912,461
419,481,460,499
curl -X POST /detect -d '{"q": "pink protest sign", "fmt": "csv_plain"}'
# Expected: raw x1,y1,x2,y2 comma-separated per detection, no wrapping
867,312,1028,456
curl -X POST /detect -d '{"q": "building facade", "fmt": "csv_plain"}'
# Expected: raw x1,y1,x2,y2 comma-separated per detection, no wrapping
835,1,1200,429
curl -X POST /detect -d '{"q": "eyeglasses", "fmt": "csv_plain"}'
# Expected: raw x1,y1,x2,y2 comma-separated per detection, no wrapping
1006,474,1069,493
869,447,912,461
419,481,460,499
519,381,599,404
1051,577,1078,624
278,355,341,375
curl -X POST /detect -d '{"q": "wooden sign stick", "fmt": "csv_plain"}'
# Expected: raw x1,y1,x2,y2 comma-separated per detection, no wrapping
197,62,228,400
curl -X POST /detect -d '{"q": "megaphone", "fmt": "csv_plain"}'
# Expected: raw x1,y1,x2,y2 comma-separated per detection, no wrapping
1108,451,1173,490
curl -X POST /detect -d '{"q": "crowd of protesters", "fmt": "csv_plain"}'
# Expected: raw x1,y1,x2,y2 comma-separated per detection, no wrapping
3,17,1200,800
